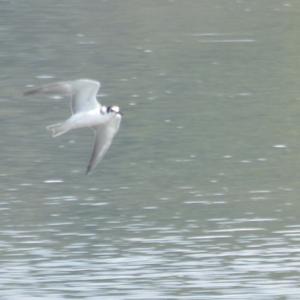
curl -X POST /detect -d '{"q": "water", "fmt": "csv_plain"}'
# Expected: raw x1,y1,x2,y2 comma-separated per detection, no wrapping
1,0,300,299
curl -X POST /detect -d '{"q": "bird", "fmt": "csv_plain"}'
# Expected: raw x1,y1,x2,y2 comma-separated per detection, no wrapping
24,79,122,174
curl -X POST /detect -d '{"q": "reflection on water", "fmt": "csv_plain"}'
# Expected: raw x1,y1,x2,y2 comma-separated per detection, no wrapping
1,0,300,299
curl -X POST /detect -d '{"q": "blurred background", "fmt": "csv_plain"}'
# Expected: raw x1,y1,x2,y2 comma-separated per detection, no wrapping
0,0,300,299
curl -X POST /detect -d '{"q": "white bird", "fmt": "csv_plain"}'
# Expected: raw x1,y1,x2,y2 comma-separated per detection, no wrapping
24,79,122,174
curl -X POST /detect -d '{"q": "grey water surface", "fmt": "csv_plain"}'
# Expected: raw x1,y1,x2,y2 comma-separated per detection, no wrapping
1,0,300,299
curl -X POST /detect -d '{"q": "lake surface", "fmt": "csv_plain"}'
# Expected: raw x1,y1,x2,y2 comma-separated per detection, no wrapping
1,0,300,299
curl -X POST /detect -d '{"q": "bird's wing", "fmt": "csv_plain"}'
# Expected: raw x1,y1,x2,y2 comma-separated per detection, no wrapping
24,81,73,96
86,115,122,174
69,79,101,114
24,79,101,114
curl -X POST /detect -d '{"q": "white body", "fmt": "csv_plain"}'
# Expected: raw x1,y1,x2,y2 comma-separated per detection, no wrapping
25,79,122,174
60,109,112,133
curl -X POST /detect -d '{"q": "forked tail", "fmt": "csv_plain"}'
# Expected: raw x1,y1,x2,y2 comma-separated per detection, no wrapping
46,123,68,137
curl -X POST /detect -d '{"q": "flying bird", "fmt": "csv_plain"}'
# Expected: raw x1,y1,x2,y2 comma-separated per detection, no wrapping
24,79,122,174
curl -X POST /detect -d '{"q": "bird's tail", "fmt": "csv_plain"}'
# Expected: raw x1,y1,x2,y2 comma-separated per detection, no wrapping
46,122,68,137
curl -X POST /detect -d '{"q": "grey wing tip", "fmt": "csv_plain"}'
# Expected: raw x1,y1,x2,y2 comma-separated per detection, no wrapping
85,165,92,175
24,88,38,96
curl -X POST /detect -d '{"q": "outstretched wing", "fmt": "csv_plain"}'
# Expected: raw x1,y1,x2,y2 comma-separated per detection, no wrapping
24,79,101,114
86,115,122,174
69,79,101,114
